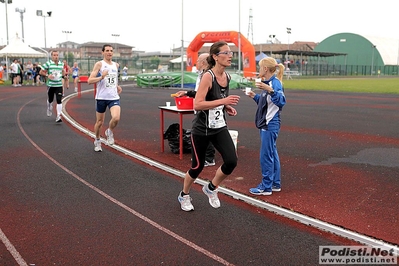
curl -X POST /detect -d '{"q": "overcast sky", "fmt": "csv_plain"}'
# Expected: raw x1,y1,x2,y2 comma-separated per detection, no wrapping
1,0,398,52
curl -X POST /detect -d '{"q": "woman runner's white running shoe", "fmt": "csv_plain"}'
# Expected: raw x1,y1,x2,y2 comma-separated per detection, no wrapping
202,184,221,208
178,193,194,211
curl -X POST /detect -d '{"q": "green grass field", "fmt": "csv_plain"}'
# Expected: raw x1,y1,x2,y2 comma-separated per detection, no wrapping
1,75,398,94
283,77,399,94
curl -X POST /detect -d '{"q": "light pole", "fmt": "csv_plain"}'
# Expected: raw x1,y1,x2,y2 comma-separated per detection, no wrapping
36,10,52,48
371,44,376,76
62,30,72,65
181,0,184,89
111,34,120,58
15,7,25,42
269,34,275,56
1,0,12,45
286,27,291,61
238,0,241,75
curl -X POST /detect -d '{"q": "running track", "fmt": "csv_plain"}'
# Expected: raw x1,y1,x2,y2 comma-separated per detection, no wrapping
0,83,398,265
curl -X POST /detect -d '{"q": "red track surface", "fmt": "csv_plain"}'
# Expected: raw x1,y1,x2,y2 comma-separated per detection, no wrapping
64,84,399,247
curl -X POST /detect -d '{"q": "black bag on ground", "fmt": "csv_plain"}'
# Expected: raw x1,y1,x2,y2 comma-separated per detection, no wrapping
163,123,191,154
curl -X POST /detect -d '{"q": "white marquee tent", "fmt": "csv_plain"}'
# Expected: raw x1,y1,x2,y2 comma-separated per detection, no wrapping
0,34,47,80
169,55,187,63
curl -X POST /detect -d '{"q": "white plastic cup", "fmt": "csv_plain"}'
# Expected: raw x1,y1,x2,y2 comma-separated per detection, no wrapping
245,87,251,95
166,101,171,107
255,78,261,83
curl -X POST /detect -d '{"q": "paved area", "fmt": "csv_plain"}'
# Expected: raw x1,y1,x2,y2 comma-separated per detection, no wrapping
64,82,399,247
1,83,366,265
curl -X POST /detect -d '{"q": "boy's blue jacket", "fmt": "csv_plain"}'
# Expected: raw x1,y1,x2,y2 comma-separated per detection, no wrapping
253,75,286,130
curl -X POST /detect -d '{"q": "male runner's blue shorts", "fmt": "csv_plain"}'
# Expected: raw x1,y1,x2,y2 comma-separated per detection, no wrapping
96,99,120,113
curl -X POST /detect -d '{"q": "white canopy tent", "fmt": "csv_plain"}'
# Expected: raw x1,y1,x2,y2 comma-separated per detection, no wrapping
169,55,187,63
0,34,47,80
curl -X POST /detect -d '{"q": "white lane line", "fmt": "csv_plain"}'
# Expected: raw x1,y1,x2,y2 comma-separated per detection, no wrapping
0,228,28,266
5,97,235,265
62,91,399,256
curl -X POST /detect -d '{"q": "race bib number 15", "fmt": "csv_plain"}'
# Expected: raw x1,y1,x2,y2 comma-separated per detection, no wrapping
105,74,117,88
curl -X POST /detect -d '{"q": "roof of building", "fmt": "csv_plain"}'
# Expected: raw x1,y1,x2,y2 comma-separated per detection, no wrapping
272,49,347,57
315,33,399,66
78,42,134,49
361,35,398,65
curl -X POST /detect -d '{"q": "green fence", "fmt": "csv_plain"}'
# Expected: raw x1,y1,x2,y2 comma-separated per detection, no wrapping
56,57,399,78
281,63,399,76
136,72,251,89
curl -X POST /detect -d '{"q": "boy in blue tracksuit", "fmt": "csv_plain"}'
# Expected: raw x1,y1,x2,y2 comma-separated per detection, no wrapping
247,57,286,195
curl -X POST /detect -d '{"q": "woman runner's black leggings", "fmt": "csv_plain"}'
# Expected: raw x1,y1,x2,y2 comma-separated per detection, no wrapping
188,129,237,179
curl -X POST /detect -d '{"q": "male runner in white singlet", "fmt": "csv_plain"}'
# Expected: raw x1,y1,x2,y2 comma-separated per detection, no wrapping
88,44,122,152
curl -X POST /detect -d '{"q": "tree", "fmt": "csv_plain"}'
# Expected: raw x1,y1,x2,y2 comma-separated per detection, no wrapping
150,56,160,69
66,52,74,66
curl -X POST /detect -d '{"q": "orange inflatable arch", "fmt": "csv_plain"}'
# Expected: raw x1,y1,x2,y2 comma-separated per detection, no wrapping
186,31,256,78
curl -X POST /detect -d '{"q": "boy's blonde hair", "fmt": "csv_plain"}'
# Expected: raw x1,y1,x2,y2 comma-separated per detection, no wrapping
259,57,285,81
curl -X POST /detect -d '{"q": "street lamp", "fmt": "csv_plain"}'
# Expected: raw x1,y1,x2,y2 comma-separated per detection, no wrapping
15,7,25,42
237,0,242,75
1,0,12,45
180,0,184,89
371,44,376,76
269,34,275,56
36,10,52,48
62,30,72,65
286,27,291,61
111,34,120,58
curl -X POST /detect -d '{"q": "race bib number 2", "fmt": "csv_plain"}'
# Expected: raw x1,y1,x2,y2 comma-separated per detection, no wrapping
105,74,117,88
208,105,226,129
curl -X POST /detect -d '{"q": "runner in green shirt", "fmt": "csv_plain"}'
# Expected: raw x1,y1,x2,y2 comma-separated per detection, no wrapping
39,50,64,123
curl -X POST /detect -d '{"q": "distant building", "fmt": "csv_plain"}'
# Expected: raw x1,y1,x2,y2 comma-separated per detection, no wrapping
314,33,399,75
315,33,398,66
3,34,398,75
49,41,135,60
56,41,80,60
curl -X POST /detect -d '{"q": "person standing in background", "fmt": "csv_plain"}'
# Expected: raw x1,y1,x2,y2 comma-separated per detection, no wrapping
88,44,122,152
121,65,128,81
26,60,33,85
247,57,286,196
122,65,128,76
17,60,24,85
10,59,20,87
33,62,42,86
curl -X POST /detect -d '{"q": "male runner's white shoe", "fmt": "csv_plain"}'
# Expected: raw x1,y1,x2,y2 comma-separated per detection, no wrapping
47,104,53,117
55,115,62,123
94,140,102,152
105,128,114,145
